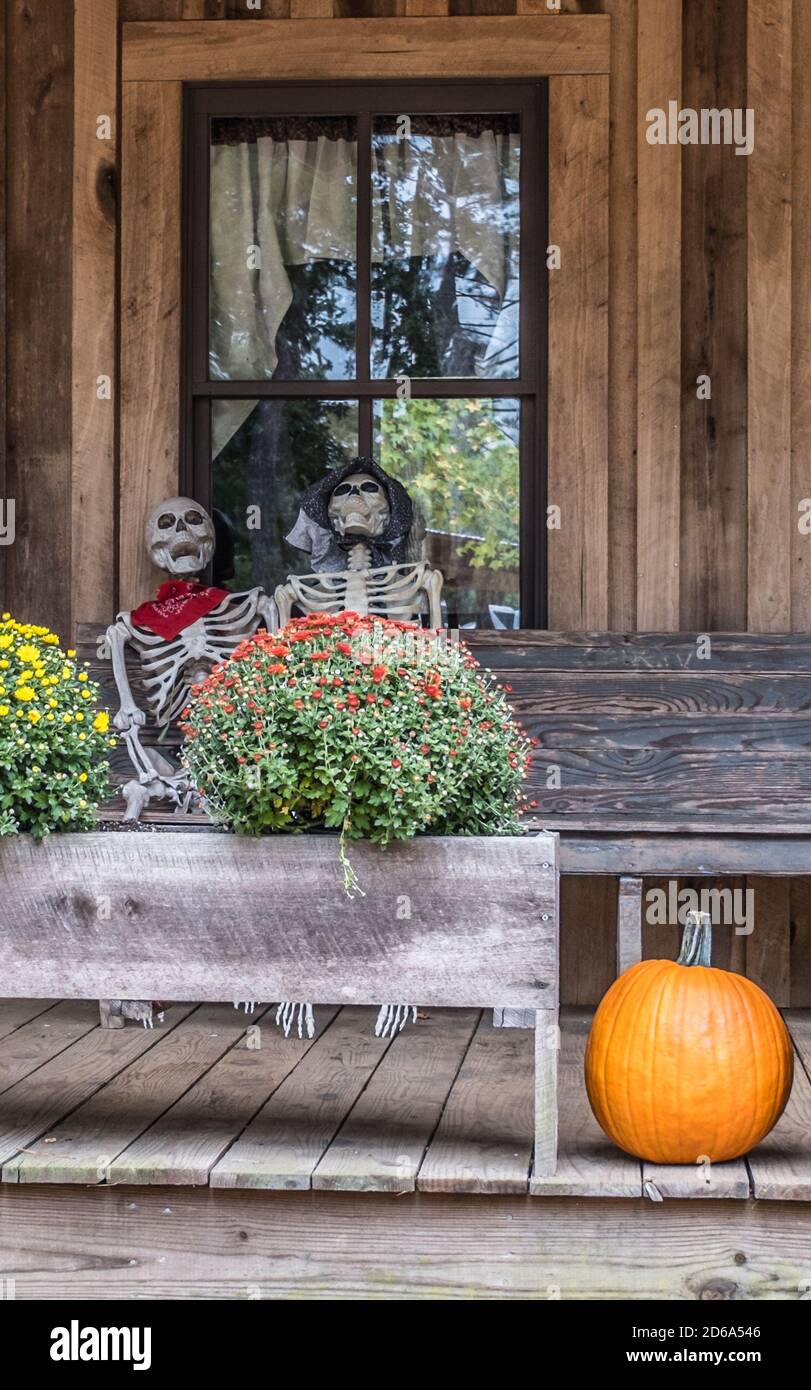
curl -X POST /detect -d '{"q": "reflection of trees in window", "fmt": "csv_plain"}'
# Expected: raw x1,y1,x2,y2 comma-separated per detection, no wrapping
371,114,520,381
209,114,358,382
215,400,357,592
378,397,520,625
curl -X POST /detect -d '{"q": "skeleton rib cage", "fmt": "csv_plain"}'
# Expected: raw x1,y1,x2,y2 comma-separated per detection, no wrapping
275,560,443,629
119,589,270,729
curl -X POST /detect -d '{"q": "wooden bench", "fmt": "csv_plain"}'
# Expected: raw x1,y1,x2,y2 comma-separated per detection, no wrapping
466,629,811,1003
76,620,811,991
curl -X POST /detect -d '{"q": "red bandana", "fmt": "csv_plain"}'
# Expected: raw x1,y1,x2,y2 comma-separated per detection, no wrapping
131,579,231,640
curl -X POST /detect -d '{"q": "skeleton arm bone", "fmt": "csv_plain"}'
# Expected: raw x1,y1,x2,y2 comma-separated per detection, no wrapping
273,582,295,630
106,618,147,731
257,591,280,635
423,567,443,628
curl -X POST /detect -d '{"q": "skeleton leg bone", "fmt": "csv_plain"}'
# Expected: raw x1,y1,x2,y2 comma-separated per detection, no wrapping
121,727,194,821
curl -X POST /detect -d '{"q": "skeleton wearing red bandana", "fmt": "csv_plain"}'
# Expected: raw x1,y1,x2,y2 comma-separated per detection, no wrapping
106,497,277,822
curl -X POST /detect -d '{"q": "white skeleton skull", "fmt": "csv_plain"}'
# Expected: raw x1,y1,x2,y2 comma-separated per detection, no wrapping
327,473,390,540
146,497,216,577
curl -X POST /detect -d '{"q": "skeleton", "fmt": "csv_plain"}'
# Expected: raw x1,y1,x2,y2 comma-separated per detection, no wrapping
274,467,443,630
273,460,444,1039
107,497,277,821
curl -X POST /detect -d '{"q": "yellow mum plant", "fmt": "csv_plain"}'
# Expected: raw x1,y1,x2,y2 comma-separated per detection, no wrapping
0,614,113,838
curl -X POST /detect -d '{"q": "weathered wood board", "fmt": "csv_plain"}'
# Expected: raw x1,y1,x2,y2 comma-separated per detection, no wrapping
210,1007,394,1190
122,16,612,83
558,834,811,877
0,1005,192,1173
0,832,558,1011
464,632,811,831
5,1004,240,1184
418,1012,535,1194
110,1006,338,1187
313,1008,480,1194
530,1008,641,1198
748,1011,811,1202
0,1005,809,1207
80,624,811,833
2,1185,810,1299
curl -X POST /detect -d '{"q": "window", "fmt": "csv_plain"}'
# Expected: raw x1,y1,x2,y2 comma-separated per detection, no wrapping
184,82,547,627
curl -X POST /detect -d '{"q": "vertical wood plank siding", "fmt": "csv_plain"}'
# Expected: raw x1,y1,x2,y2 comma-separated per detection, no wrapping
547,74,609,628
3,1,811,1003
119,80,183,609
790,0,811,628
789,0,811,1004
72,0,119,628
746,0,792,631
4,0,74,642
0,7,6,614
635,0,681,630
679,0,748,631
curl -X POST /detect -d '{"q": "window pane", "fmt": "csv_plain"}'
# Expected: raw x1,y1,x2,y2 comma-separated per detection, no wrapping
209,116,357,381
212,398,359,591
374,397,520,628
371,113,520,380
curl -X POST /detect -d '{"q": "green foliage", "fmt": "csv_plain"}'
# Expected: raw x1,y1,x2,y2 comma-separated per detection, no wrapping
181,611,531,890
379,397,519,571
0,615,112,839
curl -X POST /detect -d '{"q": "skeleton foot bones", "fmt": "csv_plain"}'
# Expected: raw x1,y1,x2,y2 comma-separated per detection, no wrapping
273,1002,417,1040
102,999,419,1040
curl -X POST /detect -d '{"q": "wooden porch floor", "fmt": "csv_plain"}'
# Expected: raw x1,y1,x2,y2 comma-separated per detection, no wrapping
0,1000,809,1199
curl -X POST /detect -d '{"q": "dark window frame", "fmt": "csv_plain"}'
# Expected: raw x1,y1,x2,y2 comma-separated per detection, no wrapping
182,79,548,626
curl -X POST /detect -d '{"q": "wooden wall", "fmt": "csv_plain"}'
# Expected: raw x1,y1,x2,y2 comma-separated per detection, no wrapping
1,0,810,1004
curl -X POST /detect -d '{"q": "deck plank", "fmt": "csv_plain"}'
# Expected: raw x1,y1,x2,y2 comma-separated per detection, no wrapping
313,1009,480,1193
0,1005,193,1175
417,1013,534,1194
210,1007,392,1191
747,1011,811,1201
530,1009,641,1197
642,1158,749,1200
0,1000,100,1096
6,1004,250,1185
111,1006,339,1186
0,999,57,1042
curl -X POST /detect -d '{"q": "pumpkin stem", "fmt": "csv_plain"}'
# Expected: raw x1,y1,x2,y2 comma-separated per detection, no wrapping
678,910,713,967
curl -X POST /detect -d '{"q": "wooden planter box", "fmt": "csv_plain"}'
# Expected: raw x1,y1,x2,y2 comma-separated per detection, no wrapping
0,829,559,1174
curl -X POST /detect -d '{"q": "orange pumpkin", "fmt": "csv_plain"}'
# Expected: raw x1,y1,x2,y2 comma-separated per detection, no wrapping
584,912,793,1164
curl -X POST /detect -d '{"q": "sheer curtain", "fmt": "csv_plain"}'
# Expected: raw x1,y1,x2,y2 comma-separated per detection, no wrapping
209,116,520,458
